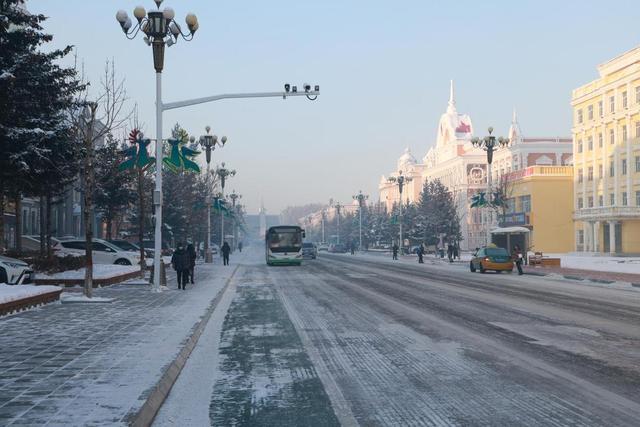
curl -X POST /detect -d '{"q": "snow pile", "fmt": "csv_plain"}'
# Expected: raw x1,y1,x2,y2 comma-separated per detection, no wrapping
38,264,139,280
0,284,60,305
548,254,640,274
60,294,114,303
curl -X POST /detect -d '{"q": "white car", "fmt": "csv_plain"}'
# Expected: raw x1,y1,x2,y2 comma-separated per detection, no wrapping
0,255,34,285
55,238,141,266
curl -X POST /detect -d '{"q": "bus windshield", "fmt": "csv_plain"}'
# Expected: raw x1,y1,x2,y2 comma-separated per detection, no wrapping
268,230,302,253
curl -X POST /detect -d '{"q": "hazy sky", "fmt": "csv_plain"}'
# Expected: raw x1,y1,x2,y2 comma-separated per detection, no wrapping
30,0,640,214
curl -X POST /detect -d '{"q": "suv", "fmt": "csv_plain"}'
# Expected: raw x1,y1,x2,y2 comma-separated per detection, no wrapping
108,240,152,258
301,242,318,259
55,239,141,265
0,255,34,285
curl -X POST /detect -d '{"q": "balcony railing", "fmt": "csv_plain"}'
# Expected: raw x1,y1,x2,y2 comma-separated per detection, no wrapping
573,205,640,220
503,166,573,182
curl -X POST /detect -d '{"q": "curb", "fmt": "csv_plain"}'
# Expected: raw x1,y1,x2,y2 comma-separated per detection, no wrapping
126,265,239,427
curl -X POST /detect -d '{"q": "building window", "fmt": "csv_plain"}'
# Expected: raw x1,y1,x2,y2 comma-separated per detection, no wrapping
578,230,584,245
622,159,627,175
622,91,628,109
587,136,593,150
588,166,593,181
622,192,628,206
598,164,603,178
610,129,615,145
610,95,615,113
578,198,584,209
22,210,28,234
577,139,583,153
588,196,594,207
598,133,603,147
520,195,531,212
578,168,583,183
587,105,593,120
636,155,640,172
636,122,640,138
622,125,628,141
610,193,615,206
636,191,640,206
598,100,603,117
610,160,615,177
599,195,604,206
577,109,583,124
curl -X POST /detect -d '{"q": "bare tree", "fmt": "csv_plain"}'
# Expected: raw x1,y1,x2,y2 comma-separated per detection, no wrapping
492,172,515,225
69,60,132,298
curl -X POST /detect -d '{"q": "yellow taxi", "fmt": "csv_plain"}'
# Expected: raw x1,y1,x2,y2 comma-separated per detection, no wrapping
470,244,514,273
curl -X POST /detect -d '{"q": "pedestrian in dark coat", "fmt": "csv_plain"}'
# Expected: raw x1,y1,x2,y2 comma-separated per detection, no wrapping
392,244,399,260
513,244,524,275
350,241,356,255
417,244,424,264
238,242,243,253
221,241,231,266
186,243,196,284
447,243,454,263
171,243,190,290
453,243,459,260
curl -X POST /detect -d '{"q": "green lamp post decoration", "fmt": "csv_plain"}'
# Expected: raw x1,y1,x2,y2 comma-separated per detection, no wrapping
163,132,201,173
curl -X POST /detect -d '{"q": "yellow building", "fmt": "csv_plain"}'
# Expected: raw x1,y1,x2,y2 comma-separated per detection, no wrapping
572,46,640,255
497,166,574,253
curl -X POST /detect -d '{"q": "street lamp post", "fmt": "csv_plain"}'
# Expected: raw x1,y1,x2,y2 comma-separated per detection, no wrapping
333,202,342,245
471,127,509,244
200,126,227,263
228,190,241,250
320,209,326,244
215,163,235,248
353,190,369,251
388,171,412,254
116,1,320,292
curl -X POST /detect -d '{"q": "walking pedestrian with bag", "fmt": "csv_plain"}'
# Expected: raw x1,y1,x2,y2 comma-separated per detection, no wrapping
171,243,190,290
186,243,196,284
392,243,399,260
513,244,524,275
221,241,231,266
417,244,424,264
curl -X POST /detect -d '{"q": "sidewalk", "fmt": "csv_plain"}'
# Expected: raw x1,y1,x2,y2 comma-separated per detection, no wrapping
0,262,236,426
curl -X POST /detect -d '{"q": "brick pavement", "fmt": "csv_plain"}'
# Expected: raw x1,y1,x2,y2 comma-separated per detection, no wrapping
0,262,234,426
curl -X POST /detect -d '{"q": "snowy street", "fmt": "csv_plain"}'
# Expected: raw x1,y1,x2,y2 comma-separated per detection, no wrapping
156,248,640,426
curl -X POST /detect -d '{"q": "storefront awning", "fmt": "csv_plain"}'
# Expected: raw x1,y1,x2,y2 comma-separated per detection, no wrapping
490,226,530,234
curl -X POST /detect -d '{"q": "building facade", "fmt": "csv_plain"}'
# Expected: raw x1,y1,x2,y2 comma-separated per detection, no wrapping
571,46,640,255
379,81,572,251
499,166,574,253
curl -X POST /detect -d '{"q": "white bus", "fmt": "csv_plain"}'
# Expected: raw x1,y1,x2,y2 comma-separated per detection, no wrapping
265,226,305,266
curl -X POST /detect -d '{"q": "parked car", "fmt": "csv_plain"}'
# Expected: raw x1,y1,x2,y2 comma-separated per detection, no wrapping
317,243,329,252
141,240,173,256
328,243,347,253
0,255,34,285
302,242,318,259
108,240,152,258
55,238,141,265
470,245,513,273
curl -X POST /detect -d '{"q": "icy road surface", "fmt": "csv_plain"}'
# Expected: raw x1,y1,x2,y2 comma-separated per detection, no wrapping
160,250,640,426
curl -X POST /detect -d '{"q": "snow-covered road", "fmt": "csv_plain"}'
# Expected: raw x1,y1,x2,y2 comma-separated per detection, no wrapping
157,249,640,426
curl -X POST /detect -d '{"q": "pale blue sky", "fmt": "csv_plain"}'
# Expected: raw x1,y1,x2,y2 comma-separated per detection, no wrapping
30,0,640,214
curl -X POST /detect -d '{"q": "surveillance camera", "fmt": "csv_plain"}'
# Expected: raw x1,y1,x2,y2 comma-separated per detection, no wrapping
292,85,297,93
284,83,290,93
304,83,311,92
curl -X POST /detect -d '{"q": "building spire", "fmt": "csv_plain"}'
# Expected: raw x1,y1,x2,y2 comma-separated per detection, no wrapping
512,107,518,124
447,79,457,114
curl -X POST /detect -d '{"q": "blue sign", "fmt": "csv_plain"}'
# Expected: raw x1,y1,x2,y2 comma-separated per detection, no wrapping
499,212,527,226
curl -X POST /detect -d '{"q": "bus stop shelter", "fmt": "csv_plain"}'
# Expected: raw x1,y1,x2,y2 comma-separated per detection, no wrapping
490,226,530,256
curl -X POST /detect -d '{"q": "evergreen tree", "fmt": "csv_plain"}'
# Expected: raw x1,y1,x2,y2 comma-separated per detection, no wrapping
0,0,84,250
94,133,135,239
417,179,461,245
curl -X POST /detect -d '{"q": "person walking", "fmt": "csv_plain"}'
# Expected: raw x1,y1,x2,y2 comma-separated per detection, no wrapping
238,241,243,253
454,242,460,261
392,243,399,260
350,241,356,255
186,243,196,284
417,244,424,264
513,244,524,275
447,242,454,263
221,241,231,266
171,243,190,290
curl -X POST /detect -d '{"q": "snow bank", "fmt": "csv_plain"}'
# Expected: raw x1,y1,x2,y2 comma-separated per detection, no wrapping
0,284,60,305
547,254,640,274
38,264,139,280
60,294,114,303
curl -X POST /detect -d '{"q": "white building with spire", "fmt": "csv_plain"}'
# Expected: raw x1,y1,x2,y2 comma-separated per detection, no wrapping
378,81,572,250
